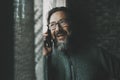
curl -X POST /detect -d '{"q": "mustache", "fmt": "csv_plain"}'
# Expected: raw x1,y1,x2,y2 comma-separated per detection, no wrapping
54,30,67,37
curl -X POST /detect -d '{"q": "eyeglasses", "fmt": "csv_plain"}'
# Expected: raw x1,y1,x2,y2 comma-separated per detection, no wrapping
48,19,69,30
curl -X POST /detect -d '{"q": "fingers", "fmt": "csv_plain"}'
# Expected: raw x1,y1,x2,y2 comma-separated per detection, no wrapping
43,32,48,41
43,33,50,47
43,31,52,56
43,47,52,56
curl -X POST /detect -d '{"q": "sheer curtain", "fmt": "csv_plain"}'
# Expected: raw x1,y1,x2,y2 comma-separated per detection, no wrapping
14,0,35,80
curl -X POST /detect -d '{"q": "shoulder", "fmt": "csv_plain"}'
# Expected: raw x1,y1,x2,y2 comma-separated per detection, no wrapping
93,45,120,79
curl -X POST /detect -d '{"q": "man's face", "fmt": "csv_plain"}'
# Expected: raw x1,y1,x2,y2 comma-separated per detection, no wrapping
49,11,71,50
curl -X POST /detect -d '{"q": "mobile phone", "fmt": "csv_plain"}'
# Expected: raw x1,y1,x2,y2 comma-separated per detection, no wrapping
44,28,52,47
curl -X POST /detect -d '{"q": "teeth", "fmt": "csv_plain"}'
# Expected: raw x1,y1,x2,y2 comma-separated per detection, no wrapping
57,35,63,37
58,34,63,36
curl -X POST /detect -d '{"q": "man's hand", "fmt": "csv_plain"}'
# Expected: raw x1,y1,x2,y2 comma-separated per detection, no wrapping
43,32,52,56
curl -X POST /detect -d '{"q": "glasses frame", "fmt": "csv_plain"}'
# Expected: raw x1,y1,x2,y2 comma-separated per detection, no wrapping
48,18,70,30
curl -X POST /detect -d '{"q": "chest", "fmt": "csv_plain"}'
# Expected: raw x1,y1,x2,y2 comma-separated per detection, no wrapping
69,54,110,80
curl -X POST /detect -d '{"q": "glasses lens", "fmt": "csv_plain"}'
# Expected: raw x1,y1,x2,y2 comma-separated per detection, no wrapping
49,22,56,29
59,19,69,26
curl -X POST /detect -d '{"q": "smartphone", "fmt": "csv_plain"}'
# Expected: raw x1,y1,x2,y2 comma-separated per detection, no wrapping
44,28,52,47
44,29,52,80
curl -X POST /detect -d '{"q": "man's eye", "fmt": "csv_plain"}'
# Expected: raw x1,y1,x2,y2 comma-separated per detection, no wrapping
60,21,68,26
61,19,68,23
50,23,55,27
60,20,65,23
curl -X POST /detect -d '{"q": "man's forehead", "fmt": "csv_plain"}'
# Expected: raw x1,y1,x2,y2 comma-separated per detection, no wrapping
50,11,67,22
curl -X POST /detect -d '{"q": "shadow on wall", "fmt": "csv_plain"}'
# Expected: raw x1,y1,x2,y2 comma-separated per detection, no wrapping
67,0,95,51
67,0,120,56
1,0,14,80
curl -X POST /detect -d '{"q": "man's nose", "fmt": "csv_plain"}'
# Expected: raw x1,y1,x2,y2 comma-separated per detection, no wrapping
55,24,61,31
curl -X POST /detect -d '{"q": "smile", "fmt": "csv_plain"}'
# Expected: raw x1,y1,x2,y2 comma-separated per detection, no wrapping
56,34,64,37
57,35,65,40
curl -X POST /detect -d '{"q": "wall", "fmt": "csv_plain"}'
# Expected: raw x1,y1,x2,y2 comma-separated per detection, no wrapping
67,0,120,56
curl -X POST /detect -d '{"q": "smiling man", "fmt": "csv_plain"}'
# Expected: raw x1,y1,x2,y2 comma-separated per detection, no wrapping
48,10,71,51
43,7,120,80
43,7,72,55
43,7,73,80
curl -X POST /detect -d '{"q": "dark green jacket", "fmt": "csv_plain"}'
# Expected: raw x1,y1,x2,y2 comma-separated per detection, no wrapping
47,46,120,80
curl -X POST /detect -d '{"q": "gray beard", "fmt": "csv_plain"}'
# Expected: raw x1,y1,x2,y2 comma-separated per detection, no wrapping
57,42,67,51
53,36,70,52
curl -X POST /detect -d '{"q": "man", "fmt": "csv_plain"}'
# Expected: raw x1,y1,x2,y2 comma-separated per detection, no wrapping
43,7,72,56
43,7,120,80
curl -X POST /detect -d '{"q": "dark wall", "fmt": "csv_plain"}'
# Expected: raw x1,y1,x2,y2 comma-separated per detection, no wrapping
67,0,95,50
1,0,14,80
95,0,120,57
67,0,120,56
